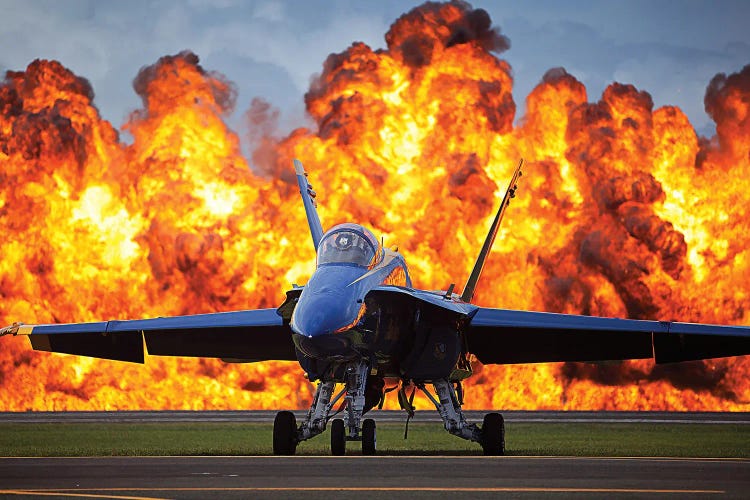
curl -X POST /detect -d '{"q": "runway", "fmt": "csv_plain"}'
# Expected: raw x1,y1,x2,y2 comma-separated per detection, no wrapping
2,412,748,498
2,456,749,499
2,410,749,424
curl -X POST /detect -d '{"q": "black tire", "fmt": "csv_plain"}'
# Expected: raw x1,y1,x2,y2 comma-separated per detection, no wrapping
273,411,297,455
362,418,376,455
481,412,505,456
331,419,346,456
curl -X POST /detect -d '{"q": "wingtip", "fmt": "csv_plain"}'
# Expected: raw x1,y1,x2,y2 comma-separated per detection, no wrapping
0,322,23,337
293,158,305,176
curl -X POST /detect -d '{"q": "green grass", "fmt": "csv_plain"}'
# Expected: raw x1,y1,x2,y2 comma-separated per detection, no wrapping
1,422,748,457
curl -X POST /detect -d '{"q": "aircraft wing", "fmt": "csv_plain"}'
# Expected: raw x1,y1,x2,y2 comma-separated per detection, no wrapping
466,308,750,364
1,309,296,363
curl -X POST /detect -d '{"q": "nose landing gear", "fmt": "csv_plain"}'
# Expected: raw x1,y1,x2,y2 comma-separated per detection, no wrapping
273,360,377,456
330,417,376,456
330,418,346,455
361,418,376,455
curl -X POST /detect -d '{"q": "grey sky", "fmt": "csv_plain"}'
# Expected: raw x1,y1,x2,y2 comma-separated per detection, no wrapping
1,0,748,137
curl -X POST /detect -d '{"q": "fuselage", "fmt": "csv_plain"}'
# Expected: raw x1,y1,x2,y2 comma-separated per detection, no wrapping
290,223,411,365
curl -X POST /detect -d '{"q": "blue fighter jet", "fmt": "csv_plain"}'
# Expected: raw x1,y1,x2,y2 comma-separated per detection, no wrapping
3,158,750,456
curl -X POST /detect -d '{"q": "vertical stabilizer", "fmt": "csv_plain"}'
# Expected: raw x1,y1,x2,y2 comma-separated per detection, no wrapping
294,159,324,249
460,159,523,303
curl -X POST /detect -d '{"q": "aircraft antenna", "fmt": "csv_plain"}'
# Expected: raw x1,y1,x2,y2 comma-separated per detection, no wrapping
460,159,523,303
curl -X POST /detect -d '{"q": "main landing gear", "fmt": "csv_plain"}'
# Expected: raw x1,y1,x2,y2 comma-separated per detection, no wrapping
412,379,505,456
272,365,503,456
272,410,297,455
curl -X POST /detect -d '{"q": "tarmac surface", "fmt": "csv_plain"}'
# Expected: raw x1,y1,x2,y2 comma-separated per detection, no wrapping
2,412,748,499
2,410,749,424
1,456,748,499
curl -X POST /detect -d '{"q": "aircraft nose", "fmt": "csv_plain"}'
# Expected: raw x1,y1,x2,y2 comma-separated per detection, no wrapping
290,264,367,338
292,293,361,337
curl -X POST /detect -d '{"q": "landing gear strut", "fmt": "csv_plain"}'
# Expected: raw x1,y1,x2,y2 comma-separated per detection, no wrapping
273,360,375,456
414,378,505,455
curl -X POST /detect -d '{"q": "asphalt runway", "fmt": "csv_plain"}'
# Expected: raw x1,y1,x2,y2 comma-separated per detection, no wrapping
1,456,749,499
2,410,749,424
2,412,748,498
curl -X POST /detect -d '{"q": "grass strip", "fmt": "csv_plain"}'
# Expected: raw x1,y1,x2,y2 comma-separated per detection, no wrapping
1,422,748,457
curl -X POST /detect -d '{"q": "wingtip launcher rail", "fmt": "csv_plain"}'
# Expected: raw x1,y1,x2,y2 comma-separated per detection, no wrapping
0,322,23,337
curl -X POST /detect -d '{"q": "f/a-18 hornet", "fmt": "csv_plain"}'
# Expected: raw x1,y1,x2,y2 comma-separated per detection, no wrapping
3,159,750,455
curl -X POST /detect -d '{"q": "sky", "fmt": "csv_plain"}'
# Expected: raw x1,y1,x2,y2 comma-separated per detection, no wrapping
1,0,749,138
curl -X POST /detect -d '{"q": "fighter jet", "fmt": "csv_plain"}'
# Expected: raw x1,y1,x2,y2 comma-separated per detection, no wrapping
3,159,750,456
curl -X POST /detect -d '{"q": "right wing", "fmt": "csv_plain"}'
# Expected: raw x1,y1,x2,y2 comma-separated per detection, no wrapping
1,309,296,363
467,307,750,364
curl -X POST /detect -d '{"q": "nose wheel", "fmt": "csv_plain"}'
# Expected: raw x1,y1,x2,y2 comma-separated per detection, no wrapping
330,418,346,455
362,418,376,455
329,417,376,455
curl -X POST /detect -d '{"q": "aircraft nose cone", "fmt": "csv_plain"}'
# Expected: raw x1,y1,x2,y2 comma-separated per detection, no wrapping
290,264,367,338
292,293,359,337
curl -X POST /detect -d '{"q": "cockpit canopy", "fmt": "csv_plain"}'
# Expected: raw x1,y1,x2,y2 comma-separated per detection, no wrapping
317,223,380,268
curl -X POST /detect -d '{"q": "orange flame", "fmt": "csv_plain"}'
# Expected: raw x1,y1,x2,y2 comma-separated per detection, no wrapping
1,2,749,411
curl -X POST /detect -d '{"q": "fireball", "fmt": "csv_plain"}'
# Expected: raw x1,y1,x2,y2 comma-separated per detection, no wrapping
1,2,749,411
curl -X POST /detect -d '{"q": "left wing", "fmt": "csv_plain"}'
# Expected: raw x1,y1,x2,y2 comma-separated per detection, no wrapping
467,308,750,364
1,309,296,363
